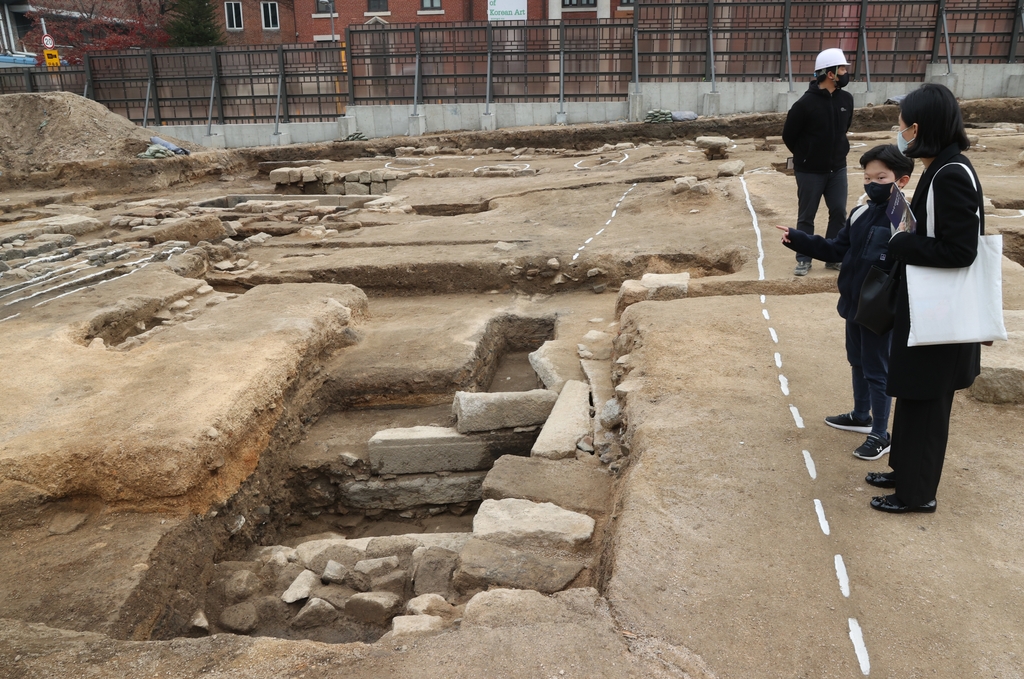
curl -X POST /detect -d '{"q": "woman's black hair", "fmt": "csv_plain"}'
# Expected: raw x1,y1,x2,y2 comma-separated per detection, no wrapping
898,83,970,158
859,144,915,178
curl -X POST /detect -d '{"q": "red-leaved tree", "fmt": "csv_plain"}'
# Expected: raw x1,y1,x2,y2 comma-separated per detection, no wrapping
24,0,170,64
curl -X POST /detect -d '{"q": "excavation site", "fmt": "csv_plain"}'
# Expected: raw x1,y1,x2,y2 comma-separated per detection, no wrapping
1,91,1023,678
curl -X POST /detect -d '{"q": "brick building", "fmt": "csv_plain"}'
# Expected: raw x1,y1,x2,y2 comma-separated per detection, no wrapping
215,0,632,45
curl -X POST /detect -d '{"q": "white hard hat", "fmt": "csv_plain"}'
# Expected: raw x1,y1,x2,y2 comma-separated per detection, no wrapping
814,48,850,73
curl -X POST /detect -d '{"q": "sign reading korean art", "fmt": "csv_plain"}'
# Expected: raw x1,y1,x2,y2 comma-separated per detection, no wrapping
488,0,526,21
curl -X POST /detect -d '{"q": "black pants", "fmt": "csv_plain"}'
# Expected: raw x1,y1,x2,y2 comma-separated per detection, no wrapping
794,168,848,263
888,391,956,506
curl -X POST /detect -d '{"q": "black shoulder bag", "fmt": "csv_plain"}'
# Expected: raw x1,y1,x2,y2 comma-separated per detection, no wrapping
854,263,900,336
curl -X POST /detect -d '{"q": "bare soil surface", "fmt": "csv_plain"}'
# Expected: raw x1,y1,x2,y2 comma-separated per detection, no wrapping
1,99,1023,677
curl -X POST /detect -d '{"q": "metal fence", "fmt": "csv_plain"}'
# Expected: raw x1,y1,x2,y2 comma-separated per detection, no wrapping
1,0,1022,125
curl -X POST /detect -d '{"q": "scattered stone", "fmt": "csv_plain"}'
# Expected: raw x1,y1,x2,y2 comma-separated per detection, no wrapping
412,546,459,598
695,135,730,149
281,569,320,603
367,426,491,474
321,560,347,585
452,389,558,433
47,512,88,535
531,380,592,460
224,570,261,603
579,330,613,360
294,538,366,573
345,556,400,592
213,260,235,271
190,610,209,631
219,602,258,634
717,160,746,177
546,258,560,270
455,538,583,594
587,268,605,278
371,569,410,597
473,498,595,548
672,176,698,194
365,535,421,568
406,593,456,617
599,398,623,428
344,591,402,625
690,182,711,195
292,597,338,629
462,588,599,627
391,614,446,641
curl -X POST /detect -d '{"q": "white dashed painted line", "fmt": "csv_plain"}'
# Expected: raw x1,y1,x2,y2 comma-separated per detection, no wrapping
789,404,804,428
778,374,790,396
774,352,782,368
739,176,765,281
802,450,816,479
571,183,637,261
762,308,770,320
0,313,20,324
835,555,851,597
848,619,871,675
769,327,778,343
813,499,830,535
760,294,766,303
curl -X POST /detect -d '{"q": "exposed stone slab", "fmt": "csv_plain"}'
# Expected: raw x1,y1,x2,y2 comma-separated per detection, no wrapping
454,538,583,594
473,498,595,548
412,546,459,598
281,570,319,603
367,426,491,474
615,273,691,317
219,602,258,633
528,340,587,393
579,360,616,435
344,592,402,625
294,538,366,574
338,471,486,510
452,389,558,433
970,310,1024,403
132,214,228,245
482,455,612,515
531,380,592,460
391,614,446,641
462,587,602,628
292,598,338,629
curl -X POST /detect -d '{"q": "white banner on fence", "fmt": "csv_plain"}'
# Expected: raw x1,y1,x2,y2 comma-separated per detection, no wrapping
488,0,527,21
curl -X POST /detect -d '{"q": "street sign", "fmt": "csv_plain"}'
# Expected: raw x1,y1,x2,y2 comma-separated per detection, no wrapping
41,33,55,49
43,50,60,68
488,0,526,21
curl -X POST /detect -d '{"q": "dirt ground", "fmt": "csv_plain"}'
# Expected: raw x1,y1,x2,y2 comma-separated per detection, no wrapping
1,92,1024,677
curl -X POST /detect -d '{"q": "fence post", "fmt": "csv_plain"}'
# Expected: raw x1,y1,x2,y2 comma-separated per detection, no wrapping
277,44,289,123
931,0,946,64
780,0,791,82
413,25,421,115
142,80,152,127
22,67,32,93
485,22,493,114
346,25,356,107
212,47,224,124
707,0,716,92
632,5,639,84
854,0,867,81
861,28,872,91
82,53,94,98
273,73,284,135
1009,0,1024,63
558,21,565,116
145,48,161,125
941,8,953,74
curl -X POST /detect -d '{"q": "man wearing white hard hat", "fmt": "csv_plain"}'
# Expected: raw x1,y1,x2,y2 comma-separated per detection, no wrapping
782,47,855,276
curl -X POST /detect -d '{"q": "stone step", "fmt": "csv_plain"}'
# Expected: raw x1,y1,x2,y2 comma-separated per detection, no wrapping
454,538,583,594
472,498,595,548
481,455,612,516
452,389,557,433
528,339,586,393
530,380,592,460
339,471,487,510
367,426,491,474
615,272,690,318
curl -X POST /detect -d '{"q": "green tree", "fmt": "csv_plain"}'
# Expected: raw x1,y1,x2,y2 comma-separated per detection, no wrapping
165,0,226,47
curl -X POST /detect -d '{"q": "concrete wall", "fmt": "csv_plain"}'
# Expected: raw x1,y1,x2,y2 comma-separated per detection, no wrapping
163,64,1024,148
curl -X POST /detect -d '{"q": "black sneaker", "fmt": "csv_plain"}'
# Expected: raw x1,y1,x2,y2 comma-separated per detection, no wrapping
853,433,891,461
824,411,873,434
825,262,842,271
794,261,811,276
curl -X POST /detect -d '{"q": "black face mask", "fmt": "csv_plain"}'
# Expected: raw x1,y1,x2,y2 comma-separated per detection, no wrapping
835,73,850,89
865,182,894,204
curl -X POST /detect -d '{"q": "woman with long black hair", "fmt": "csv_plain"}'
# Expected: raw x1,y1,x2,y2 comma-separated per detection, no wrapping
865,83,984,513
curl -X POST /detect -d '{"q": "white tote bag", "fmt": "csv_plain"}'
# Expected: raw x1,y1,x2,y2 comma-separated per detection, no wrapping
905,163,1007,347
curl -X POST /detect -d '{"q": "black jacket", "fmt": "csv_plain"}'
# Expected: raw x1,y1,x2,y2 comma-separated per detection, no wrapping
886,145,983,399
782,81,854,173
783,199,894,320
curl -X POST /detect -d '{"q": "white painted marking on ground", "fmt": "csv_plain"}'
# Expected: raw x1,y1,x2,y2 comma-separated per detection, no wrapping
769,328,778,343
739,176,765,281
760,294,766,303
778,374,789,396
802,450,816,479
596,229,604,235
611,210,617,217
987,210,1024,219
774,352,782,368
585,238,593,243
835,555,850,597
606,219,612,225
789,404,804,428
762,309,770,320
813,499,830,535
848,618,871,675
0,313,20,324
572,253,579,261
578,246,585,251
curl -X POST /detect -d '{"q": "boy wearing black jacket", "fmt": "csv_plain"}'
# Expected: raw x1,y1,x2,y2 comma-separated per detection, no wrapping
776,145,914,461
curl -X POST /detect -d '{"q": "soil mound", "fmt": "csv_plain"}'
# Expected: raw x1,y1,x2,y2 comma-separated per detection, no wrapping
0,91,200,175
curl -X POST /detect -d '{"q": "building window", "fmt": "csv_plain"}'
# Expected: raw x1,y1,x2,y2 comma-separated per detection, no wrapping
619,0,633,4
367,0,388,12
262,2,279,29
225,2,242,29
421,0,441,8
562,0,596,6
316,0,334,12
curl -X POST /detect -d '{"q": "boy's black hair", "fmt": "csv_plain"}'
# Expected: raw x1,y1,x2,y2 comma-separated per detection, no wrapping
859,144,914,178
898,83,970,158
